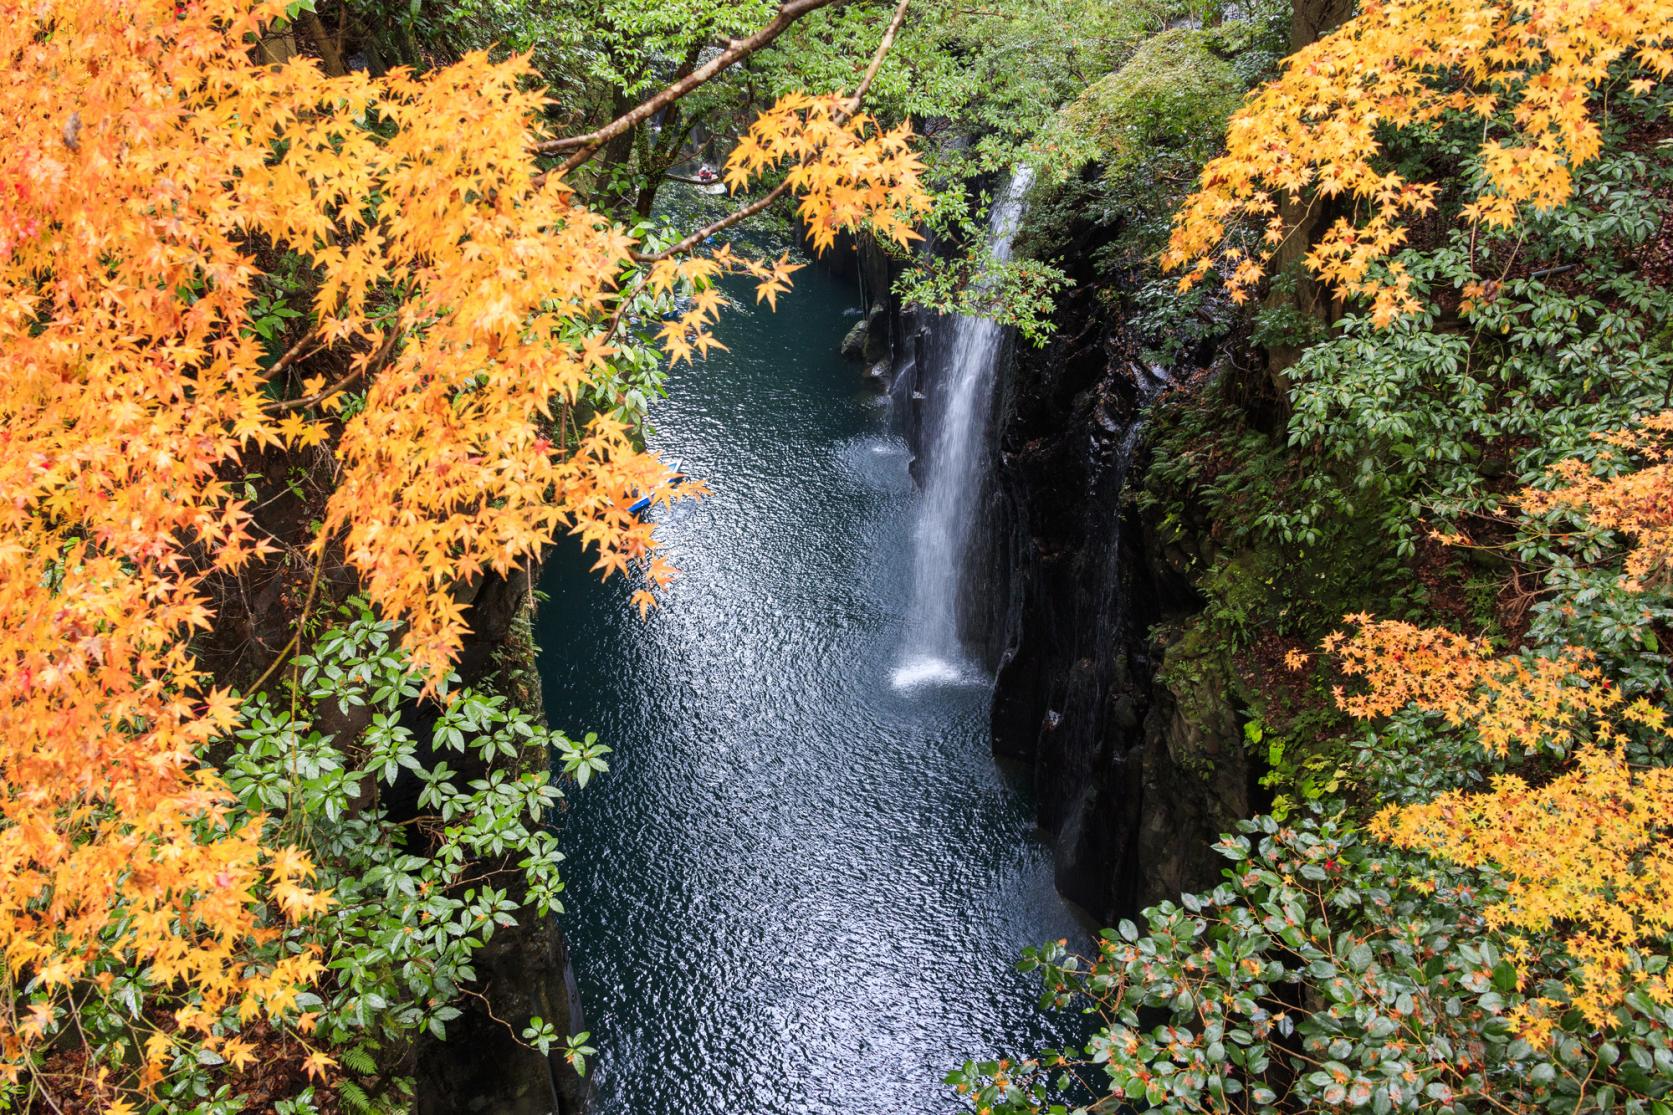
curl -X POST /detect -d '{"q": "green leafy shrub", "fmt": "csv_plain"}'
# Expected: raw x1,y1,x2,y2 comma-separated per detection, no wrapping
952,810,1673,1115
4,602,601,1112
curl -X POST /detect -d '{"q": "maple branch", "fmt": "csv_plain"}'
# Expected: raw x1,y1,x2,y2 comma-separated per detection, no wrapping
848,0,911,112
246,551,325,696
264,330,401,413
631,179,796,265
298,10,348,77
533,0,850,174
628,0,908,266
267,327,324,378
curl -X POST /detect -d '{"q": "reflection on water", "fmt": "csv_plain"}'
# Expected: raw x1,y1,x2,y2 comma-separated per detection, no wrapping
535,262,1084,1115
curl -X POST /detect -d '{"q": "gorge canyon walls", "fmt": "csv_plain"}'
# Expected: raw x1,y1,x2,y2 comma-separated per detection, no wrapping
842,188,1256,928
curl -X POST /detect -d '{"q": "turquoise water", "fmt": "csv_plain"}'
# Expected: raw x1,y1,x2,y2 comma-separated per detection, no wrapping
534,260,1084,1115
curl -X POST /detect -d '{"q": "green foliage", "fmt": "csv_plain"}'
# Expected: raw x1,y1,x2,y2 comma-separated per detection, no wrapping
1249,295,1328,355
755,0,1177,177
1000,7,1283,365
957,810,1673,1115
1154,569,1357,814
1143,378,1424,630
895,252,1069,346
1272,103,1673,553
28,601,603,1112
345,0,772,97
228,601,600,1053
1138,125,1673,651
1250,714,1346,820
1128,276,1229,368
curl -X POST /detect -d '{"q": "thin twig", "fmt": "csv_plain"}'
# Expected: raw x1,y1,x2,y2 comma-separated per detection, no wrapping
630,179,796,265
246,549,326,696
847,0,911,112
267,327,322,377
32,1077,64,1115
264,329,400,413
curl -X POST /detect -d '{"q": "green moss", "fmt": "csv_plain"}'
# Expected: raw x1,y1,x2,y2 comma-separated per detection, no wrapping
484,592,557,789
1154,616,1237,739
1035,29,1242,186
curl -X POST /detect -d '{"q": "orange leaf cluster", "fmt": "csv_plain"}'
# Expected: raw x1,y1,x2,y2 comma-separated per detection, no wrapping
1163,0,1673,324
1373,746,1673,1029
1521,411,1673,593
725,92,931,253
0,0,928,1084
644,245,802,364
1325,617,1617,756
1330,617,1673,1032
0,0,344,1079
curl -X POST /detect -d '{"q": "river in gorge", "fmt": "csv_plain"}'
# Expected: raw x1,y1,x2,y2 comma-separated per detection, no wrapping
533,251,1086,1115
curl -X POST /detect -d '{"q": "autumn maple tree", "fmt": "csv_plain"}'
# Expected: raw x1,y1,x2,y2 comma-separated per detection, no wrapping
1162,0,1673,323
0,0,926,1102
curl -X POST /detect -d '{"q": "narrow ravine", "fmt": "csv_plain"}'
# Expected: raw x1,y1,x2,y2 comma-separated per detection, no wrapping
534,260,1083,1115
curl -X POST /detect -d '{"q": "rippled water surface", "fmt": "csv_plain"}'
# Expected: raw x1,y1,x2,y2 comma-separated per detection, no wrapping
535,261,1084,1115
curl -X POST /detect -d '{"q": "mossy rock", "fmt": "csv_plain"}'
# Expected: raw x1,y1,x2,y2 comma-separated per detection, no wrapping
1035,29,1242,186
1153,616,1243,782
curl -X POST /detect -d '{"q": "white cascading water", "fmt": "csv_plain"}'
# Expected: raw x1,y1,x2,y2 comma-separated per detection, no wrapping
893,167,1034,690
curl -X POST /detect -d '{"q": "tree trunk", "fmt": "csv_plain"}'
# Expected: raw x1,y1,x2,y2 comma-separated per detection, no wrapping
1289,0,1354,51
635,116,699,218
299,10,348,76
631,45,705,218
1259,0,1356,392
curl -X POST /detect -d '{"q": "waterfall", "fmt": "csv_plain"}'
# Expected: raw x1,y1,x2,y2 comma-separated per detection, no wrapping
893,167,1033,690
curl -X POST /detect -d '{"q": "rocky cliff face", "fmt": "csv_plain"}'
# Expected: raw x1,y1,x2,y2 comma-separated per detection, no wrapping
980,226,1253,925
973,0,1352,926
825,226,934,474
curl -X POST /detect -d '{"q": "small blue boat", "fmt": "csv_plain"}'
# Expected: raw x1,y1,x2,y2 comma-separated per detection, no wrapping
628,459,684,517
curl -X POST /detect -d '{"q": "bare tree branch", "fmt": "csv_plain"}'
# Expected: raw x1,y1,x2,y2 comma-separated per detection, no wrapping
849,0,911,110
532,0,850,173
264,330,401,413
629,0,912,265
633,179,797,265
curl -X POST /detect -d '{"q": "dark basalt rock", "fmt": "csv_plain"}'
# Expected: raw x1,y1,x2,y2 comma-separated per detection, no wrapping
415,905,589,1115
983,264,1250,924
839,303,892,365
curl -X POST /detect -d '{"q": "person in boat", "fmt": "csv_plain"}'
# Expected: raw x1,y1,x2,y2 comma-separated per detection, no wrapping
695,164,716,183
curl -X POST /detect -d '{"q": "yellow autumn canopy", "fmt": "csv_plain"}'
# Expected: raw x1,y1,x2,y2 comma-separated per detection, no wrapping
0,0,928,1082
1164,0,1673,323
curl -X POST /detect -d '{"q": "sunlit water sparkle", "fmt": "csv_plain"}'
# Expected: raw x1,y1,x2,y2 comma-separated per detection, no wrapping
536,257,1084,1115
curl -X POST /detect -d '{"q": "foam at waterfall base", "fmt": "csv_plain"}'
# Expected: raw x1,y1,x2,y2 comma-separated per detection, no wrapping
889,653,983,691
